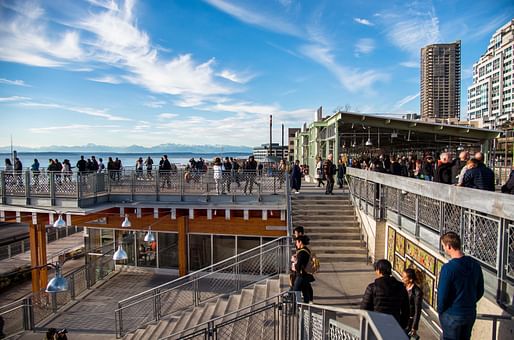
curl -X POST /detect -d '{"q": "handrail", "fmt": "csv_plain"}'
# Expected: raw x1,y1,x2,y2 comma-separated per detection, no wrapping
163,291,293,339
285,173,293,238
345,175,371,264
118,236,289,304
115,236,291,337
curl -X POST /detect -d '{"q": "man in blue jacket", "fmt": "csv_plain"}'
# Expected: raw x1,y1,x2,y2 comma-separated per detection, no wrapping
438,232,484,340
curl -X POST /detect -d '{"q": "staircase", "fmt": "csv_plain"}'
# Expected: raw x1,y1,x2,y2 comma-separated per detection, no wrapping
291,185,368,264
123,275,289,339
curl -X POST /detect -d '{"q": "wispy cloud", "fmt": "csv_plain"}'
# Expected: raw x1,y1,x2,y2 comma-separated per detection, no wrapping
0,96,31,102
354,18,374,26
204,0,302,37
217,69,256,84
464,14,511,41
158,113,179,120
0,78,30,87
300,44,388,93
399,61,419,68
355,38,375,56
380,4,440,55
18,100,130,121
144,97,167,108
87,75,122,84
0,1,84,67
30,124,119,133
394,92,419,108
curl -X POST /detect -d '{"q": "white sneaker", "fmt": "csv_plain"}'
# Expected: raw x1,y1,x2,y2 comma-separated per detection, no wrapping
295,191,300,194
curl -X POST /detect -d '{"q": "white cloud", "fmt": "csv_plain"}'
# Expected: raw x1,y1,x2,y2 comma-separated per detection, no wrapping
399,61,419,68
204,0,302,37
144,97,167,108
18,100,130,121
0,78,30,87
355,38,375,56
87,75,122,84
381,4,440,55
29,124,119,133
0,1,84,67
394,92,419,108
300,44,388,93
354,18,374,26
217,69,256,84
0,96,31,102
158,113,178,120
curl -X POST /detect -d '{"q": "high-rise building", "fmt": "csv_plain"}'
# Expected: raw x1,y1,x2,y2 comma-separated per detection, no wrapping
420,41,461,121
467,20,514,129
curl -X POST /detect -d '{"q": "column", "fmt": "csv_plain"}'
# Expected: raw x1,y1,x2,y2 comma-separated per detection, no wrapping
178,216,188,276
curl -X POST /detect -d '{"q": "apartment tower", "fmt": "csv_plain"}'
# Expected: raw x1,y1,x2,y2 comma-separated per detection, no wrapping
420,41,461,121
467,20,514,129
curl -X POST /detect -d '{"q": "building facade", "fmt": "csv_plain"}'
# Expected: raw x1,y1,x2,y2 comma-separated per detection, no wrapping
288,128,300,162
467,20,514,129
420,41,461,121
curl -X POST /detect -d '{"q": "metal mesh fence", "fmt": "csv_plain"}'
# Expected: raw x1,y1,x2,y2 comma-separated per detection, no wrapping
30,172,50,196
0,301,26,337
418,195,440,231
508,223,514,280
462,211,500,268
399,192,416,220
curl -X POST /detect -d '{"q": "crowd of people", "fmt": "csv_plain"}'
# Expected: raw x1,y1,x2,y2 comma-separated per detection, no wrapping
291,226,484,340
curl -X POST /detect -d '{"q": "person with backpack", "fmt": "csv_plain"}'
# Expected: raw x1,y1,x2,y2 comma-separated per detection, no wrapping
292,235,315,303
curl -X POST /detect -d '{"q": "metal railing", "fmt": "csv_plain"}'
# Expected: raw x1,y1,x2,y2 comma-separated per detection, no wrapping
0,225,83,260
345,177,371,264
160,291,409,340
114,236,291,337
476,313,514,340
0,249,115,338
1,169,286,207
345,167,514,309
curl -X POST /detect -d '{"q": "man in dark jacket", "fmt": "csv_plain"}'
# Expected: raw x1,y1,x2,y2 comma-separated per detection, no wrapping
360,259,409,329
451,151,469,184
438,232,483,340
76,155,87,173
323,153,335,194
434,153,454,184
461,159,495,191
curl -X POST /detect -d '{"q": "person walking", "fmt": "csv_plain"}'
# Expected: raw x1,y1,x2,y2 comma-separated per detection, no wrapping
323,153,335,194
337,158,346,189
213,157,224,195
360,259,409,329
315,156,325,187
291,160,302,194
243,155,258,194
438,232,484,340
292,235,314,303
402,268,423,339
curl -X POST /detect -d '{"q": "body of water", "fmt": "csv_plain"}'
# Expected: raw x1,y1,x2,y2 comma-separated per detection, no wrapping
1,152,250,170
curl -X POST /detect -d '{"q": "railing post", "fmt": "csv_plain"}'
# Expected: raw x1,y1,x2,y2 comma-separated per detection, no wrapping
414,195,420,238
153,288,159,321
50,172,56,206
131,171,135,201
496,218,508,304
23,297,34,330
25,171,31,204
70,274,76,299
117,303,123,338
51,292,58,313
180,169,185,202
155,170,160,201
396,188,401,227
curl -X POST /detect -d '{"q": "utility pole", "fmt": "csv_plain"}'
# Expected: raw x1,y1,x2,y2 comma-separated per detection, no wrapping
281,124,284,160
269,114,272,157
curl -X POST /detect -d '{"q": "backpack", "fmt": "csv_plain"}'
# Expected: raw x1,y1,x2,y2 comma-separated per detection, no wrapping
298,248,320,274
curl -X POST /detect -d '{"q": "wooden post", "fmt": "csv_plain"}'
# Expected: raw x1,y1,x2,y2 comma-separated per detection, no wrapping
37,224,48,289
29,224,40,293
178,216,188,276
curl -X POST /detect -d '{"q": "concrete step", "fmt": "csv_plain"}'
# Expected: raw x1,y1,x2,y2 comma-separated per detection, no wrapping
307,233,361,240
316,253,368,263
311,246,367,255
293,213,356,219
291,200,352,207
302,227,360,233
309,239,363,247
295,221,359,228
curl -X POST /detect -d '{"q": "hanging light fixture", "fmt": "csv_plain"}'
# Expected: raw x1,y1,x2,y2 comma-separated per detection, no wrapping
365,128,372,146
113,244,128,261
45,263,68,293
144,228,155,243
53,214,67,229
121,214,132,228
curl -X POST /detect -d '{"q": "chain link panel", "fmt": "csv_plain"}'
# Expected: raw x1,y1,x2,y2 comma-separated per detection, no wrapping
462,211,500,268
418,195,440,230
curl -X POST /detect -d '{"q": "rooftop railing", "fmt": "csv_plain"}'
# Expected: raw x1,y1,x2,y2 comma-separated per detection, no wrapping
345,167,514,311
0,169,287,207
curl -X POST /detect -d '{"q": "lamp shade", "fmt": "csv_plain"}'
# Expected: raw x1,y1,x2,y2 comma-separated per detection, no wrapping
113,245,128,261
121,215,132,228
45,266,68,293
144,230,155,243
365,139,373,146
53,215,67,229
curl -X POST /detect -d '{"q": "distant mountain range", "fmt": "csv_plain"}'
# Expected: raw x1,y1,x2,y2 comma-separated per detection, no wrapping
0,143,253,154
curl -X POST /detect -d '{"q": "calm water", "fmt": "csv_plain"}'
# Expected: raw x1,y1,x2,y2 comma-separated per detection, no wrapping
1,152,250,170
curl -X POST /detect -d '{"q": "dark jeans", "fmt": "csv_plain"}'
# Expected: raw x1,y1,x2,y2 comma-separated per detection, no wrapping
325,175,334,194
293,276,313,303
439,312,476,340
337,176,344,188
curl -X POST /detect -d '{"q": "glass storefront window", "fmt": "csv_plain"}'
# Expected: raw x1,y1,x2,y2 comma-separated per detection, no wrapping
136,231,157,268
237,236,260,255
115,230,136,266
213,235,235,264
158,233,178,269
189,234,211,271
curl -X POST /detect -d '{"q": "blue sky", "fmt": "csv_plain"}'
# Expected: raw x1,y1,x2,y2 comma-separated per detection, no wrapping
0,0,512,148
